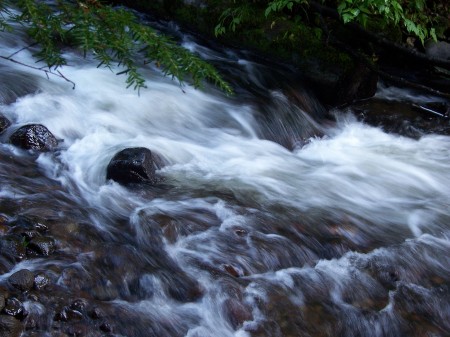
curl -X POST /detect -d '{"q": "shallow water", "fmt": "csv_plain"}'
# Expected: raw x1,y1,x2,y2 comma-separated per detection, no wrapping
0,12,449,337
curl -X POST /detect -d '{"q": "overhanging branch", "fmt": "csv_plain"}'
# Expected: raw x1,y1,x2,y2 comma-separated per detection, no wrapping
0,54,76,89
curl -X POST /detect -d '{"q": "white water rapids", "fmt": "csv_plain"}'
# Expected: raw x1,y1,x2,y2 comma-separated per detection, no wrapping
0,15,449,337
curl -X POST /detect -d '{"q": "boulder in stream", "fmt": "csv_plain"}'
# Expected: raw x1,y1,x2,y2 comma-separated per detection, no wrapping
8,269,34,292
106,147,160,185
9,124,58,151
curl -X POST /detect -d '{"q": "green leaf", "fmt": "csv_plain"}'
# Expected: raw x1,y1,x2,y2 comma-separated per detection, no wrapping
430,28,437,42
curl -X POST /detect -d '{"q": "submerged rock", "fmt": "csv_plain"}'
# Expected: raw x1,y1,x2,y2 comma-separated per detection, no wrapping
106,147,160,185
9,124,58,151
0,114,11,134
0,315,23,337
222,298,253,329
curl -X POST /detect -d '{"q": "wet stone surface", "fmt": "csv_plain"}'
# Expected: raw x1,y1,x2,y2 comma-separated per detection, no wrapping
8,269,34,292
9,124,58,152
352,98,450,138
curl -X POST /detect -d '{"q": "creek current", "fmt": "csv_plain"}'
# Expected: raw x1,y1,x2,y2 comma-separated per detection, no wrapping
0,11,449,337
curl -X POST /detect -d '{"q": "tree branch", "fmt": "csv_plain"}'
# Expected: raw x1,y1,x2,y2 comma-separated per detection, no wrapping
0,54,76,89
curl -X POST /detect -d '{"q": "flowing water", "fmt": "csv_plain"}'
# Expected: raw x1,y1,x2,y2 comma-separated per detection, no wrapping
0,12,449,337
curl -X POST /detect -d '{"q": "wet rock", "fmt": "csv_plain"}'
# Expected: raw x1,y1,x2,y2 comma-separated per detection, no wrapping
99,321,113,333
364,261,400,290
0,294,5,311
160,269,204,302
352,99,450,138
25,292,39,302
336,62,378,106
54,307,83,322
89,307,104,320
3,297,27,319
222,264,243,278
0,225,8,236
425,41,450,60
393,282,450,332
24,314,38,330
0,257,13,275
65,322,87,337
8,218,48,240
33,272,50,290
26,236,56,256
0,235,27,262
69,299,87,314
59,267,89,292
9,124,58,151
222,298,253,329
0,114,11,134
8,269,34,292
106,147,159,185
0,315,23,337
19,230,41,241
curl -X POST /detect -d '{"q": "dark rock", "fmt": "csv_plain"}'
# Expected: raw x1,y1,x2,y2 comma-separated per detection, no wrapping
89,307,104,320
24,314,38,330
0,315,23,337
352,99,450,138
8,269,34,291
0,294,5,311
222,264,243,278
33,222,48,233
33,272,50,290
54,307,83,322
9,124,58,151
59,267,89,292
19,230,41,241
0,257,11,275
222,298,253,329
0,114,11,134
393,282,450,333
3,297,27,318
165,273,204,302
8,217,48,236
425,41,450,60
26,292,39,302
99,321,113,333
336,62,378,105
302,59,377,106
106,147,159,185
69,299,87,313
0,235,27,262
26,236,56,256
65,322,87,337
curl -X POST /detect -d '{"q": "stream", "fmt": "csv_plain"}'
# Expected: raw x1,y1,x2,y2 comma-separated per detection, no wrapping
0,9,449,337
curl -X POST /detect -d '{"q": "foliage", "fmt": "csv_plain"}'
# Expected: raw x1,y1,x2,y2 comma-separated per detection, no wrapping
0,0,232,94
335,0,439,43
215,0,444,44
